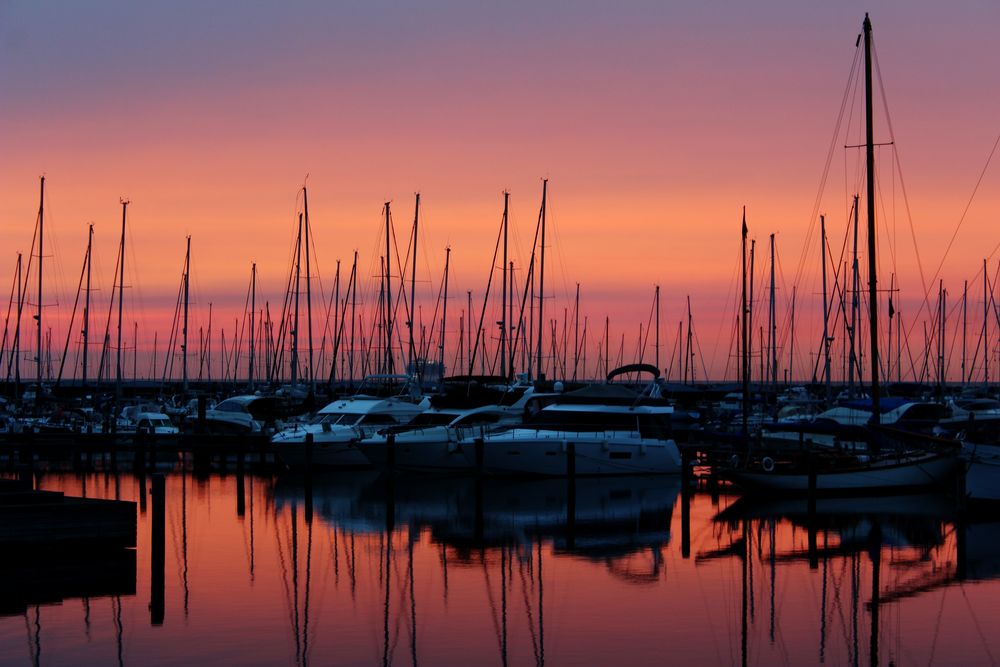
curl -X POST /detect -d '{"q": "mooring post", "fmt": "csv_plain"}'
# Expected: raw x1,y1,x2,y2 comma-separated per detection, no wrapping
150,472,166,625
236,448,246,518
138,462,147,514
566,469,577,551
197,395,207,434
807,454,818,570
304,432,314,523
474,436,485,476
386,432,396,470
566,441,576,478
681,449,691,559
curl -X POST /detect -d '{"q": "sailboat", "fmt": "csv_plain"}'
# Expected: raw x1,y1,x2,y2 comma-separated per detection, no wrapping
719,14,959,494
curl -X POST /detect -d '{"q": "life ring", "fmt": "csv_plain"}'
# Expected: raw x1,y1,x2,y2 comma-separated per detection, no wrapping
761,456,775,472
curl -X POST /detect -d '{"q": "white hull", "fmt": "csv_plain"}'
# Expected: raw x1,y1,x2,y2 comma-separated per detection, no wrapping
271,425,370,467
465,429,681,476
963,442,1000,502
359,432,473,471
726,453,956,493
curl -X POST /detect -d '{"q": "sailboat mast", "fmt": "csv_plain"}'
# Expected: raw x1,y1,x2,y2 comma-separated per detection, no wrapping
500,192,509,381
740,208,749,435
304,187,315,393
536,179,547,380
769,233,777,393
249,263,256,389
849,195,859,395
384,202,393,375
439,246,450,374
82,223,93,387
655,285,661,372
116,199,128,402
182,235,190,393
291,212,302,386
350,251,358,384
408,193,419,378
863,13,881,421
574,283,580,381
821,215,831,400
35,176,44,400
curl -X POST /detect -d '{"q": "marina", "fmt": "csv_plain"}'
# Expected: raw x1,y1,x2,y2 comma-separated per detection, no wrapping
3,4,1000,665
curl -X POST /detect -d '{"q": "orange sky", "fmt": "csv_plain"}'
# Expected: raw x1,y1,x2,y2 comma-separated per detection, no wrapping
2,2,1000,383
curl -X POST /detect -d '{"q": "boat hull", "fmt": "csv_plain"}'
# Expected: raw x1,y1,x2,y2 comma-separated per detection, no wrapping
465,429,681,476
963,442,1000,503
723,453,957,494
270,426,369,467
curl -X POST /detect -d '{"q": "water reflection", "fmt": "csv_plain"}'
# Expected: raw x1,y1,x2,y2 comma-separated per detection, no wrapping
2,468,999,666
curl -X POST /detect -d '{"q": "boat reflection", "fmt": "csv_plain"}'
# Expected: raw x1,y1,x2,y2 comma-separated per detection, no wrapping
703,492,1000,667
272,473,680,567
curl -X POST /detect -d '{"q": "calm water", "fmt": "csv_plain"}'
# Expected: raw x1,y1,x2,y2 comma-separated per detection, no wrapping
2,467,999,666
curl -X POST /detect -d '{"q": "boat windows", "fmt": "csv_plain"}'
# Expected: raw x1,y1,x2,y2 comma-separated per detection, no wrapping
214,400,247,414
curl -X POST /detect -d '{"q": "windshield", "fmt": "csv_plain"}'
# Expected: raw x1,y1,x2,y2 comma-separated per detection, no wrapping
313,412,364,426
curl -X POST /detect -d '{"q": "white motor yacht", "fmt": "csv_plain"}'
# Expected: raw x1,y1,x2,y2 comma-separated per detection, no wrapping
271,395,427,467
465,401,681,476
358,405,518,471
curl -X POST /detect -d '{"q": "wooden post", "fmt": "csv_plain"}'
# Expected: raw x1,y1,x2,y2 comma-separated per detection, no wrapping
474,436,485,476
386,432,396,470
304,432,314,523
236,448,246,518
197,395,207,434
566,471,577,551
807,454,818,570
150,473,165,625
566,441,576,478
681,449,691,559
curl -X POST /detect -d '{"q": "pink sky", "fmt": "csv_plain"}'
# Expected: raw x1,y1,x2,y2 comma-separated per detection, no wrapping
2,2,1000,383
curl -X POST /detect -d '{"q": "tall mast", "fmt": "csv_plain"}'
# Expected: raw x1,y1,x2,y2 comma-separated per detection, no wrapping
408,193,419,378
384,202,393,375
438,246,450,374
769,233,777,394
304,187,315,393
35,176,44,401
182,235,191,393
500,192,509,381
14,253,23,396
962,280,968,383
116,199,128,402
536,179,548,380
740,208,749,435
984,259,989,389
206,302,212,384
291,212,302,385
749,240,756,388
82,223,93,387
249,263,256,389
863,13,881,421
655,284,661,372
573,283,580,381
821,215,831,400
849,195,860,396
789,286,796,383
350,251,358,384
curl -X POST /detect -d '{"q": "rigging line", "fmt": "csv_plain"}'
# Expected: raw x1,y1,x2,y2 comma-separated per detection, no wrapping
791,42,863,293
871,45,932,333
930,129,1000,290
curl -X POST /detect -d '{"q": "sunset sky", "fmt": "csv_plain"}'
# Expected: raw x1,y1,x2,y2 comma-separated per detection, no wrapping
2,1,1000,383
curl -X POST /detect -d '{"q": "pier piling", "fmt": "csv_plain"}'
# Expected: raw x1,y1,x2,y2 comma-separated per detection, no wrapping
150,472,165,625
